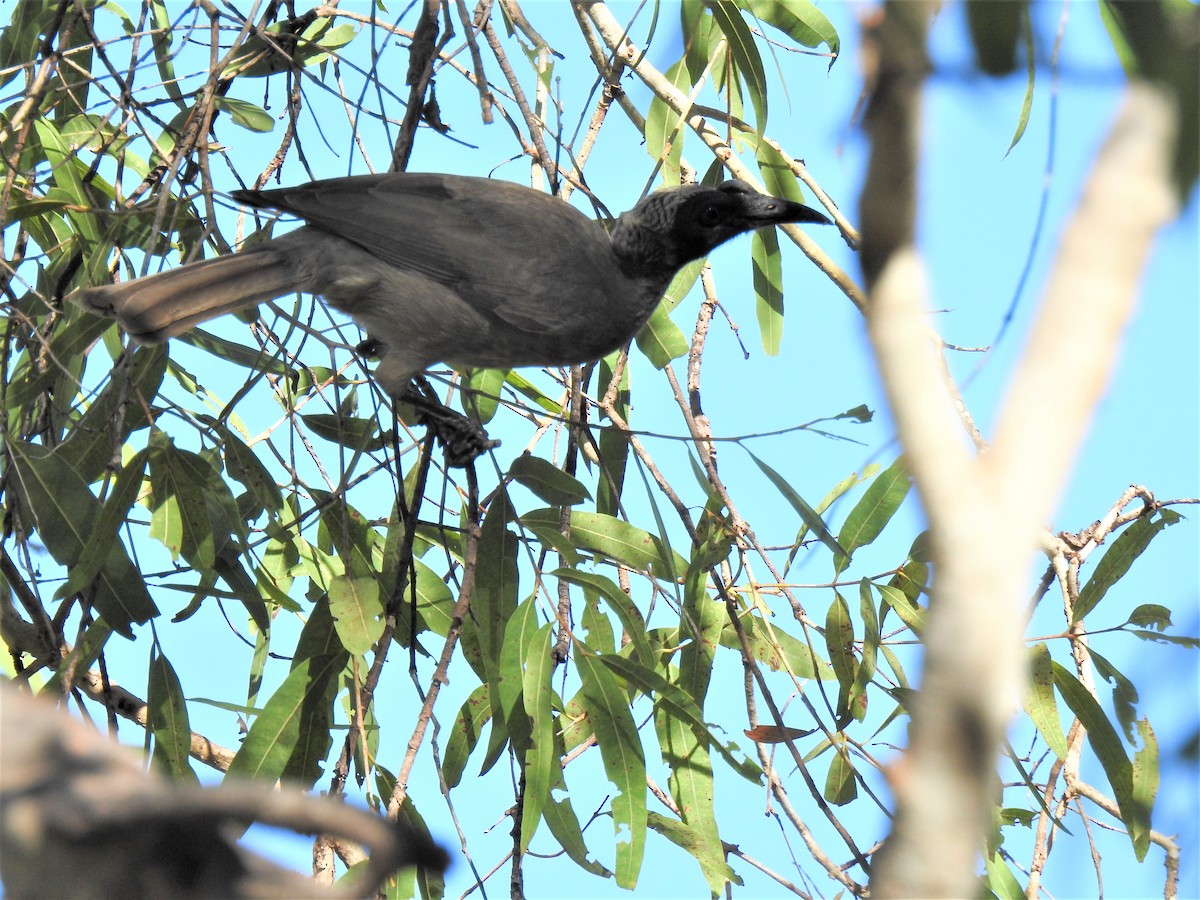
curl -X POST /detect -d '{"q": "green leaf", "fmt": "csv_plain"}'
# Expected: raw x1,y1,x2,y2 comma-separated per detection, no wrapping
521,508,686,578
1098,0,1139,75
823,741,858,805
59,113,132,156
543,791,613,878
679,548,725,706
709,1,768,131
553,569,652,666
574,647,647,889
175,328,293,376
214,96,275,132
42,620,113,696
508,455,591,506
2,196,72,224
472,494,521,773
6,313,112,408
966,0,1025,75
33,118,100,242
847,579,878,723
463,367,505,423
1127,630,1200,648
496,595,540,758
442,685,491,789
313,490,379,580
582,590,616,654
221,18,358,78
738,0,839,56
879,644,910,691
58,345,167,483
149,435,217,568
657,712,724,893
720,614,832,680
634,299,690,369
149,482,183,560
1131,718,1159,862
315,22,358,51
596,425,631,518
1024,643,1068,760
646,812,741,892
231,600,347,788
885,529,930,617
595,649,760,783
221,425,284,515
520,622,555,852
1123,603,1172,631
148,0,184,104
56,450,149,602
681,1,719,84
825,591,857,724
291,640,351,790
384,794,446,899
301,413,385,451
1006,7,1035,154
226,651,342,783
746,451,845,561
751,227,785,355
1074,511,1178,622
505,368,568,415
874,582,925,633
644,57,691,185
327,575,384,656
147,649,199,783
1000,807,1036,828
1087,646,1140,742
1052,661,1150,859
689,508,735,574
218,553,274,633
785,464,878,573
523,523,584,567
984,849,1025,900
659,258,706,314
755,139,807,206
0,0,51,88
835,456,910,576
7,440,157,636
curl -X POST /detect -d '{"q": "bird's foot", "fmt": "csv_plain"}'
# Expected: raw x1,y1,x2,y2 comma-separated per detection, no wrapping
401,379,500,467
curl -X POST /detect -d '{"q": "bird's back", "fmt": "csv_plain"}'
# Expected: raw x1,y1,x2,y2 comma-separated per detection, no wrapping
235,173,658,368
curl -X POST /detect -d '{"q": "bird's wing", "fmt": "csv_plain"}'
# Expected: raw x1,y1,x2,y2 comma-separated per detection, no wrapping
237,174,622,335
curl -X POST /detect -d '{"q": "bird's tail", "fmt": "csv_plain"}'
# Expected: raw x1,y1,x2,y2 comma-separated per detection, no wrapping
76,249,300,344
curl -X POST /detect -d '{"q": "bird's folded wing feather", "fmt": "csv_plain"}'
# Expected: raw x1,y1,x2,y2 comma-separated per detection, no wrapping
238,174,626,336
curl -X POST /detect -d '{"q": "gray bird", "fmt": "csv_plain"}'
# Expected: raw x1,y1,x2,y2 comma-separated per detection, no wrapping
79,173,830,462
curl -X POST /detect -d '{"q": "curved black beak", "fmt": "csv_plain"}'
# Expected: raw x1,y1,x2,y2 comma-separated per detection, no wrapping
740,193,832,228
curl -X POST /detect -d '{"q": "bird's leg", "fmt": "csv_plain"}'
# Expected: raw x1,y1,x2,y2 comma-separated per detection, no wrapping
355,340,499,466
400,377,501,467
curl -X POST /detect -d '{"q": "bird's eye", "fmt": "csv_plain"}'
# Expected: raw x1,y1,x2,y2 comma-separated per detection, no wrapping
697,205,723,227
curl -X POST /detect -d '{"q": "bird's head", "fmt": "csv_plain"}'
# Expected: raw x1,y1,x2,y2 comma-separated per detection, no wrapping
610,180,831,280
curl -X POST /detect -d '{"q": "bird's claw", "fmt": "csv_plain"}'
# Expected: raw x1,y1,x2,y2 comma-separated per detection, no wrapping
417,403,500,467
438,422,502,468
400,380,500,467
